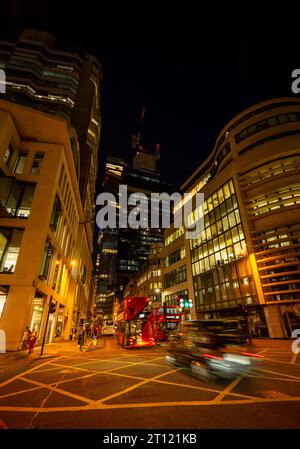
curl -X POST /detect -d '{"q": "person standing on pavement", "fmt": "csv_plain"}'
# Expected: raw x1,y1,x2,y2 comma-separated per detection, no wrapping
28,329,37,354
77,322,85,352
21,326,30,351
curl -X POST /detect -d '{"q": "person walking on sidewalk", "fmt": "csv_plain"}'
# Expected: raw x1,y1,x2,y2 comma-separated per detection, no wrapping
77,322,85,352
28,329,37,354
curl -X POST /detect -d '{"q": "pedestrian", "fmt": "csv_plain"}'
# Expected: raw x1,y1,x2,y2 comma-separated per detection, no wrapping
21,326,30,351
77,322,85,352
28,329,37,354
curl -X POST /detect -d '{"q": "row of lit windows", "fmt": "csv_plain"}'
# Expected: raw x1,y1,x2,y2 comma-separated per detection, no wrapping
6,80,75,107
149,281,162,290
0,177,35,219
190,201,242,251
148,269,161,279
190,179,247,274
248,185,300,216
164,247,186,268
254,226,300,252
194,280,255,311
164,289,189,306
215,101,300,150
192,240,247,275
102,249,118,254
164,265,187,288
193,263,256,311
235,112,300,144
240,156,300,187
188,179,235,229
164,227,184,246
191,224,245,261
174,145,231,216
3,145,44,176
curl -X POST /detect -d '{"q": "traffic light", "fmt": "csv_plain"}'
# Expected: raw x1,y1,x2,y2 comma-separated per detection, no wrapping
178,296,193,309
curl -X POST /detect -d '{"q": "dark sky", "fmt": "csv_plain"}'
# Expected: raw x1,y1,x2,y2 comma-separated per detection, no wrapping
2,1,300,187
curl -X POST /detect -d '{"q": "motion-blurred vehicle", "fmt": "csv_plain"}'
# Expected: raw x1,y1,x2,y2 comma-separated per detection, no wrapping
166,319,263,380
102,320,115,336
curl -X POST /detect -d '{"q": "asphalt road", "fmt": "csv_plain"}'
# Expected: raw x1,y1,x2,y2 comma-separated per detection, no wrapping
0,337,299,429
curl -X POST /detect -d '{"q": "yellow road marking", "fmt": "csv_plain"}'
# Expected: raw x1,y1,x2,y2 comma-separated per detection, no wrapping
50,362,99,373
20,376,96,405
31,366,66,374
0,386,42,399
254,367,300,380
212,375,245,402
246,374,300,383
0,368,258,403
98,368,180,404
0,395,300,413
0,356,64,390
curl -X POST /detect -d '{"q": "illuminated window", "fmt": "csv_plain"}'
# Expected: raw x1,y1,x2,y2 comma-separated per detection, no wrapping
30,153,44,175
14,152,27,174
0,229,23,273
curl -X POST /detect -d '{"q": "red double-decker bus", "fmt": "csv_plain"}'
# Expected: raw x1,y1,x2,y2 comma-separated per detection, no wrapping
116,296,156,348
151,305,182,342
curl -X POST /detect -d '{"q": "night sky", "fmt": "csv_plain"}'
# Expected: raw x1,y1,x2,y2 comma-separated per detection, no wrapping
2,1,300,188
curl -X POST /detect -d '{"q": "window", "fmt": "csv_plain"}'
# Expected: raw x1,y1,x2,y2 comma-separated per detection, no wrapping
40,241,54,280
16,184,35,218
14,152,27,174
0,229,23,273
30,153,44,175
0,286,8,320
164,266,187,288
3,145,14,167
50,195,62,230
52,260,60,289
0,178,35,218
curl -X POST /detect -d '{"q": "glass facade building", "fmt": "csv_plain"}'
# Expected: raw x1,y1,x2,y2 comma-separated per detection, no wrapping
181,98,300,337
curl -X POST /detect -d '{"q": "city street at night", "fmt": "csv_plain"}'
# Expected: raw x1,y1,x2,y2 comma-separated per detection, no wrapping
0,338,299,429
2,0,300,440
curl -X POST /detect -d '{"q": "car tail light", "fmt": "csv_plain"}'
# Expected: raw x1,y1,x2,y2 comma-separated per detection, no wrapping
203,353,223,361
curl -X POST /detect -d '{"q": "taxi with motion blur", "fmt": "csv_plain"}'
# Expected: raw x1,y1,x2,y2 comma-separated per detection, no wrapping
166,319,263,380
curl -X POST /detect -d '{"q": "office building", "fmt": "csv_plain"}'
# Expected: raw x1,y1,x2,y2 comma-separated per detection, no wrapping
0,28,101,239
0,99,95,351
182,98,300,337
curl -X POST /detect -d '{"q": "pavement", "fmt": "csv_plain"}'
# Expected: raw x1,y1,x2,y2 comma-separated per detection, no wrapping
0,337,299,429
0,338,101,382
